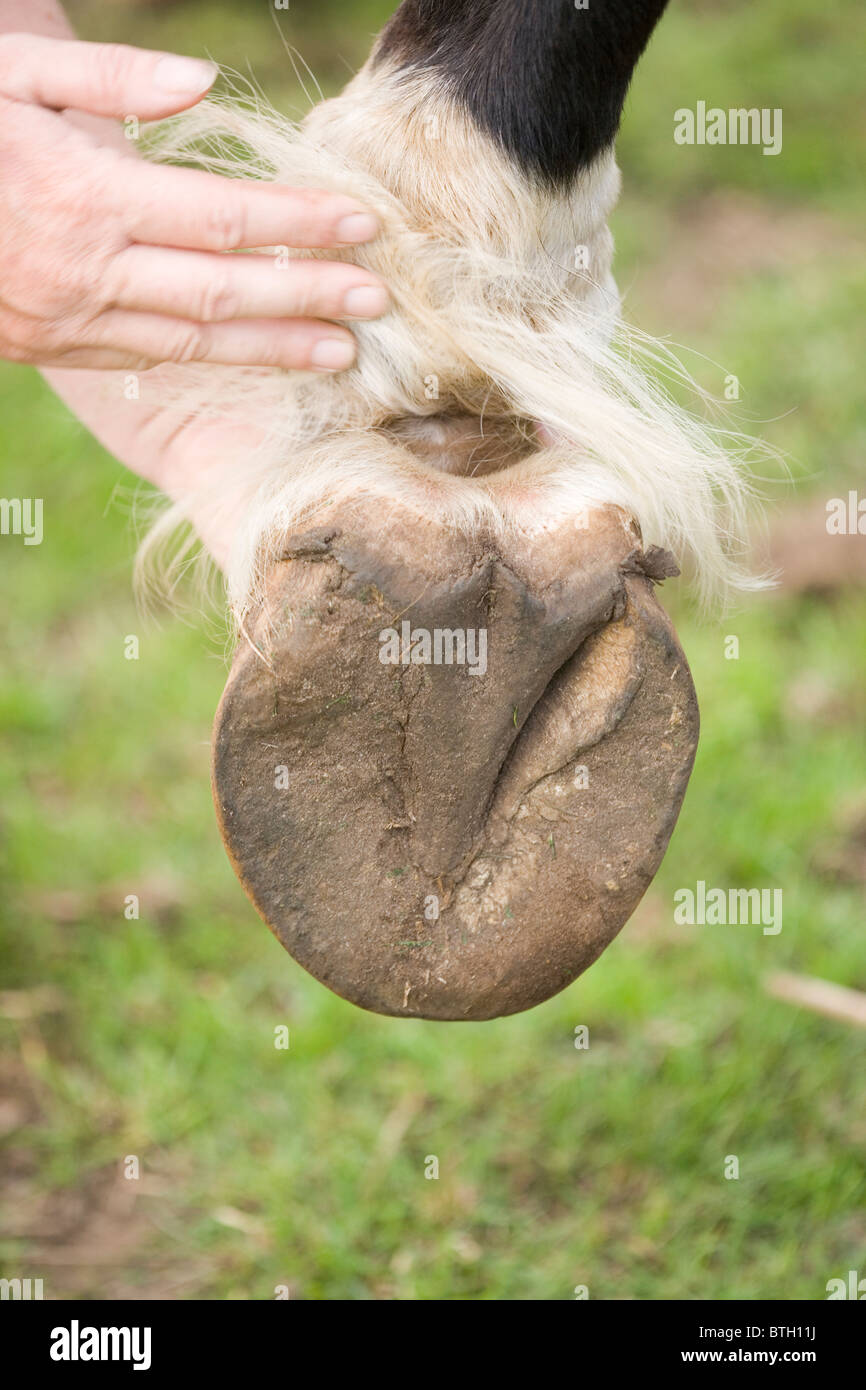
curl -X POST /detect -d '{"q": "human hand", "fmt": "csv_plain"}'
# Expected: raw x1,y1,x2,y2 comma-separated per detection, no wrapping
0,34,389,373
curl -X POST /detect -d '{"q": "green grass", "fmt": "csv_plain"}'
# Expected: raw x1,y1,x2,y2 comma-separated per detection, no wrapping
1,0,864,1300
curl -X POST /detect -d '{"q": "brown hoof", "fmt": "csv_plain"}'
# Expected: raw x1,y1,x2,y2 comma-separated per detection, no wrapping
212,499,698,1020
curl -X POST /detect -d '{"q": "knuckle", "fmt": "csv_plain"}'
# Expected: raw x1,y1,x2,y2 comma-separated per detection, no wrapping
0,307,58,361
288,267,325,318
49,246,105,310
33,166,121,268
0,330,33,361
203,202,247,252
254,339,293,369
8,250,101,322
0,309,38,351
164,323,209,363
91,43,139,103
195,271,240,323
0,341,30,362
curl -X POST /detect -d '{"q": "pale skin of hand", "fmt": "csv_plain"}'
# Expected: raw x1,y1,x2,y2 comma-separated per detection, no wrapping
0,2,391,563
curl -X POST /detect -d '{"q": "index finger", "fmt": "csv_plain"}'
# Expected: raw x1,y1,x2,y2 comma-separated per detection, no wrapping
117,159,381,251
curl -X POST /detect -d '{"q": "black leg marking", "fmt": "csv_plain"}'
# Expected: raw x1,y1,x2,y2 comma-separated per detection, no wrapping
375,0,670,184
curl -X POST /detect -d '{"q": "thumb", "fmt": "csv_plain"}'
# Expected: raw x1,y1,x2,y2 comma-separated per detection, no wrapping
0,34,217,119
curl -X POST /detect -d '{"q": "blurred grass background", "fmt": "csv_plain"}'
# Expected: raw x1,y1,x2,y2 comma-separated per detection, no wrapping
0,0,864,1299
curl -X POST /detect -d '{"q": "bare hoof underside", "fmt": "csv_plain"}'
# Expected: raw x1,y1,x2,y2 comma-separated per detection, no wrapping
213,501,699,1021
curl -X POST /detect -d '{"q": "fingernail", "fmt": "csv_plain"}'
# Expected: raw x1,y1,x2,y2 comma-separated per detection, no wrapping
335,212,380,245
342,285,390,318
310,338,357,372
154,56,218,95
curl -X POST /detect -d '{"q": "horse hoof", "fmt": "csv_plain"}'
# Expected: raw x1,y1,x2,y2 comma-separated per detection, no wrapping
212,499,698,1020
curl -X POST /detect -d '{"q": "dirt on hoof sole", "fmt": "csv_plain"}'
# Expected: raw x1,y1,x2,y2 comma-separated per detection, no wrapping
212,500,699,1021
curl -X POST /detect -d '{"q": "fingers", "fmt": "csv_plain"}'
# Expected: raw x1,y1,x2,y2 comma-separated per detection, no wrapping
0,32,387,374
106,246,390,323
0,34,218,120
85,310,360,372
118,160,380,252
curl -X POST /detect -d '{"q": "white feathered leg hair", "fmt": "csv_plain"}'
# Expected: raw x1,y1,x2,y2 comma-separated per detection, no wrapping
138,46,763,618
